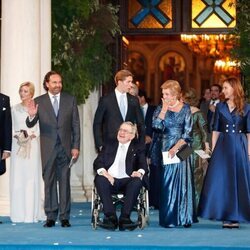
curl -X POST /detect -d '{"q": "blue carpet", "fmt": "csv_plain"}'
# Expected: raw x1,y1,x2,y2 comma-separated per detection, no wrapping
1,202,250,249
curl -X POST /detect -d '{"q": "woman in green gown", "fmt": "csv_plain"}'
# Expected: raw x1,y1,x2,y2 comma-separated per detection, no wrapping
183,89,210,209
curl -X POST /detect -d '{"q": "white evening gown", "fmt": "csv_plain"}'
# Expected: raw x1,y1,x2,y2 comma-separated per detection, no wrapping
10,103,46,223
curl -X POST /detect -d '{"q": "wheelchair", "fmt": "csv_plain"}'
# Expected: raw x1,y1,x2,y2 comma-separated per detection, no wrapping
91,185,149,230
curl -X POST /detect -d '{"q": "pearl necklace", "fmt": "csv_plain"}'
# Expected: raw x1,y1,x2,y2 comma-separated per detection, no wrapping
168,100,180,109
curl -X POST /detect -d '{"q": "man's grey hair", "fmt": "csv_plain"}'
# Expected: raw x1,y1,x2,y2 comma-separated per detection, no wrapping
120,121,138,137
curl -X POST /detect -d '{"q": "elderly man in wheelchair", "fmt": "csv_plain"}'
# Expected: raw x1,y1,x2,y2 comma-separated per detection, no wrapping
93,121,149,231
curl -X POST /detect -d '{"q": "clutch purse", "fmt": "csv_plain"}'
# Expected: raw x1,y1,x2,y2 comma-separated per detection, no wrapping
176,144,193,161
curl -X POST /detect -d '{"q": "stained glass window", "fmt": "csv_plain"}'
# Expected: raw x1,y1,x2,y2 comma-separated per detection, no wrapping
192,0,236,28
128,0,172,29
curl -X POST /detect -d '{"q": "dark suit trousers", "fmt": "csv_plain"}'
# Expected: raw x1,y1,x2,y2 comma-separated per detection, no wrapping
94,176,142,218
43,142,70,221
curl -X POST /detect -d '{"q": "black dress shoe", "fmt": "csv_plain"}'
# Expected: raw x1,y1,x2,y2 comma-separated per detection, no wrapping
99,215,118,231
61,219,71,227
119,217,138,231
183,224,192,228
222,222,239,229
43,220,55,228
0,221,2,224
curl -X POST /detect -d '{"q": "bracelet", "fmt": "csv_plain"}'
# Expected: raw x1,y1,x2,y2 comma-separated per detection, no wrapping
160,111,166,114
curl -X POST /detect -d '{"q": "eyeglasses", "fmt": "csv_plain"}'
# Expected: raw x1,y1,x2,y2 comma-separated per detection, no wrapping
118,128,133,134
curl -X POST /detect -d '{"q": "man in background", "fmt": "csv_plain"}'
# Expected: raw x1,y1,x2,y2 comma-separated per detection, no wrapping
206,84,222,146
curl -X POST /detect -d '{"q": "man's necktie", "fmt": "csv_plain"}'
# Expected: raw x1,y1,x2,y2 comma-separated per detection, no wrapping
118,144,126,178
120,95,126,120
53,95,59,116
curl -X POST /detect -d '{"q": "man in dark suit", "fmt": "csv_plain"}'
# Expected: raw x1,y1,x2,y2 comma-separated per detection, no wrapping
26,71,80,228
93,69,145,151
206,84,222,146
94,122,148,231
0,93,12,224
137,89,156,156
137,90,160,208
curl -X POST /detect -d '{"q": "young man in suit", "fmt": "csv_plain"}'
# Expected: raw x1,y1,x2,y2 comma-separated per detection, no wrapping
26,71,80,228
93,69,145,152
0,93,12,224
94,122,148,231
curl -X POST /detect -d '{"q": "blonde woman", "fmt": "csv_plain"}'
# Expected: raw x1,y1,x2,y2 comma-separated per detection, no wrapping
10,82,45,223
152,80,197,228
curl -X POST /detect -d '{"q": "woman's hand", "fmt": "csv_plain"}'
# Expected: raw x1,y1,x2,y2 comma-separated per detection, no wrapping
30,134,36,139
158,98,168,119
161,98,169,112
168,147,177,158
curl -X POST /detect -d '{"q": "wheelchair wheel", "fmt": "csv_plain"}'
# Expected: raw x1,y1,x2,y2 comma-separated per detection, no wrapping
138,212,147,229
91,208,99,230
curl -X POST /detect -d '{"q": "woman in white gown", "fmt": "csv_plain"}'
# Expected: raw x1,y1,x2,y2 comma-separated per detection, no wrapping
10,82,45,223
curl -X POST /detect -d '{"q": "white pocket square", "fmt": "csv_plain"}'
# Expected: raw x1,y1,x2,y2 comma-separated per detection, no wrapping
2,107,6,111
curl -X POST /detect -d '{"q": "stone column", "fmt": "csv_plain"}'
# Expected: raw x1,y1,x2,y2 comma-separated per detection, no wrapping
0,0,51,215
70,91,98,202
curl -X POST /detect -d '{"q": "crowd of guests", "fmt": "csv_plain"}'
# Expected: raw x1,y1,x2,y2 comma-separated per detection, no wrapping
1,69,250,231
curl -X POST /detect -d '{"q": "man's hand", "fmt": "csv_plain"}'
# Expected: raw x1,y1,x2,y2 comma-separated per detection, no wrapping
209,104,216,113
101,170,115,185
27,99,38,118
131,171,142,178
2,152,10,160
71,149,79,160
145,135,152,144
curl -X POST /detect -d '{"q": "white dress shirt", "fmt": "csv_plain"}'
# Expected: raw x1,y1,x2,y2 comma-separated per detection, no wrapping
48,92,61,108
141,103,148,118
107,141,131,179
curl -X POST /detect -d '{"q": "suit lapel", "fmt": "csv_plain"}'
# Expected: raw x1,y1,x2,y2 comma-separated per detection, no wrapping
221,102,234,123
126,94,134,120
107,140,119,167
57,92,66,123
126,140,136,173
111,92,123,120
43,93,57,121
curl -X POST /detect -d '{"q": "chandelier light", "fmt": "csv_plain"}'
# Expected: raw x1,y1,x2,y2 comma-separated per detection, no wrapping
180,34,235,58
214,57,240,75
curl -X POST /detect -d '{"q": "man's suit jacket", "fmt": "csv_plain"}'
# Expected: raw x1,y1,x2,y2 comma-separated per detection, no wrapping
93,91,145,149
144,105,156,138
93,139,149,188
144,104,156,156
0,93,12,153
26,92,80,167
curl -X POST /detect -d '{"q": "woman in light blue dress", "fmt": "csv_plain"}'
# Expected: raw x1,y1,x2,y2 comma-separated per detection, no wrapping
152,80,197,228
